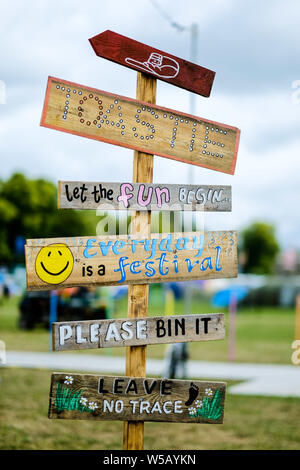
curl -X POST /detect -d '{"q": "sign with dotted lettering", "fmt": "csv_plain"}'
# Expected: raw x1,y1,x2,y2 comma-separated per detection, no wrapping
41,77,240,175
49,373,226,423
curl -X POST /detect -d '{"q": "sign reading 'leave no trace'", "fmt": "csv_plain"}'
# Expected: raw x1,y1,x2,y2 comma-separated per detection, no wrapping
49,373,226,424
25,230,238,291
41,77,240,175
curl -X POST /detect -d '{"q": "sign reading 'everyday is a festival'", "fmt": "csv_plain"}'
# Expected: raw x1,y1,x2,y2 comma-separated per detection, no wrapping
40,77,240,175
89,30,215,97
25,230,238,291
49,373,226,424
58,181,232,211
52,313,225,351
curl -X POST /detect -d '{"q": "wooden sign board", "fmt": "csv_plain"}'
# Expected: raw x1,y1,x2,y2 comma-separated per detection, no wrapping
41,77,240,175
58,181,232,212
25,230,238,291
89,30,215,98
49,373,226,424
52,313,225,351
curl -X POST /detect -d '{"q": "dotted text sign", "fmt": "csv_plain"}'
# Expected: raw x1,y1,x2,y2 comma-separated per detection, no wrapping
41,77,240,175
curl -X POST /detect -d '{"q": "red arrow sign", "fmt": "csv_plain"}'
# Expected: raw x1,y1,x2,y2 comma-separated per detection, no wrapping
89,30,215,97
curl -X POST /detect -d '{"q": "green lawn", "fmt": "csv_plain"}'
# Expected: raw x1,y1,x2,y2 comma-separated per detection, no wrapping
0,293,296,364
0,293,299,450
1,367,300,450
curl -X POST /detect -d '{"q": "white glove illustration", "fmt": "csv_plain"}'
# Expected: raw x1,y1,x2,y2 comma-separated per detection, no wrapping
125,52,180,79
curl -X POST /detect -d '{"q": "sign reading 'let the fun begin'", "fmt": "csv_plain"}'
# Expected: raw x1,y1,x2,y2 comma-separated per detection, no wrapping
49,373,226,424
25,230,238,291
41,77,240,175
58,181,232,212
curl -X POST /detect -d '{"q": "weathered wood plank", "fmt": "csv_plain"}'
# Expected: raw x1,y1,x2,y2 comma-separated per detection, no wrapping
52,313,225,351
58,181,232,212
123,72,156,450
89,30,215,97
49,373,226,424
25,230,238,291
40,77,240,175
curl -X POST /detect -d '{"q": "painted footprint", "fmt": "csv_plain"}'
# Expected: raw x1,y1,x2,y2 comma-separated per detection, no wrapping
185,383,199,406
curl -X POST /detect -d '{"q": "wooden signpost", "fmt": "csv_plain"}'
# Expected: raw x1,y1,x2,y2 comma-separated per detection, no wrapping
58,181,232,211
52,313,225,351
124,72,155,449
25,230,238,291
40,76,240,175
89,30,216,97
49,373,226,424
27,29,241,450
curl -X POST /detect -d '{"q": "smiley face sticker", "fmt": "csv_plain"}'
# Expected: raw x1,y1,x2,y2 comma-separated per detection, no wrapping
35,243,74,285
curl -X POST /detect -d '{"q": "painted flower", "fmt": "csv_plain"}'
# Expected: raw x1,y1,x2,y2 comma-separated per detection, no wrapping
64,375,73,385
80,397,88,406
195,399,203,408
88,402,98,411
188,406,197,416
205,388,213,397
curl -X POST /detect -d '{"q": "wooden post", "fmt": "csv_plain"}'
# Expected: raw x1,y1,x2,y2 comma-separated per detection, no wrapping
123,72,157,450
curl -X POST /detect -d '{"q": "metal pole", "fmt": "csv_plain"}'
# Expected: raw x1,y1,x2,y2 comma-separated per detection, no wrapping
188,23,198,186
184,22,199,371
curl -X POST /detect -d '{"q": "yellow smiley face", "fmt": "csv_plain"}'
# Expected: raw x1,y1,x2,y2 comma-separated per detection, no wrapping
35,243,74,285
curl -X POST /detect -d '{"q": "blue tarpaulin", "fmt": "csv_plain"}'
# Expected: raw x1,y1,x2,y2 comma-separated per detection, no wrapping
212,286,248,308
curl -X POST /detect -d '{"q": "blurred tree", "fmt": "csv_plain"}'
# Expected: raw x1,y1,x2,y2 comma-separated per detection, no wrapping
240,222,280,274
0,173,98,264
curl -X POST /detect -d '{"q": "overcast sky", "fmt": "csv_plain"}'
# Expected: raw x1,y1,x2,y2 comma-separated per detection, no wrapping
1,0,300,250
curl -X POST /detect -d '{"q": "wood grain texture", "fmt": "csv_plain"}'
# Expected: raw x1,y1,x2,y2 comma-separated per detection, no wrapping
124,72,156,450
40,77,240,175
49,373,226,424
58,181,232,212
52,313,225,351
89,30,215,97
25,230,238,291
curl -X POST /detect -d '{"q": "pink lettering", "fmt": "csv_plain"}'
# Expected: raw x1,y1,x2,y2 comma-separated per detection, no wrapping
155,187,170,208
137,184,153,207
117,183,134,208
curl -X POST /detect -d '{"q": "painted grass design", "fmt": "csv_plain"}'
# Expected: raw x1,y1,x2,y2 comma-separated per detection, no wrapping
188,388,224,421
55,383,93,413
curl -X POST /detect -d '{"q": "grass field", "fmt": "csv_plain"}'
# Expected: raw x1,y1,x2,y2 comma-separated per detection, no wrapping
0,293,299,450
1,367,300,450
0,293,296,364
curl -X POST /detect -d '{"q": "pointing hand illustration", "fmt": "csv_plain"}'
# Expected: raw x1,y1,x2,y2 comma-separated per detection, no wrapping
125,52,180,79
